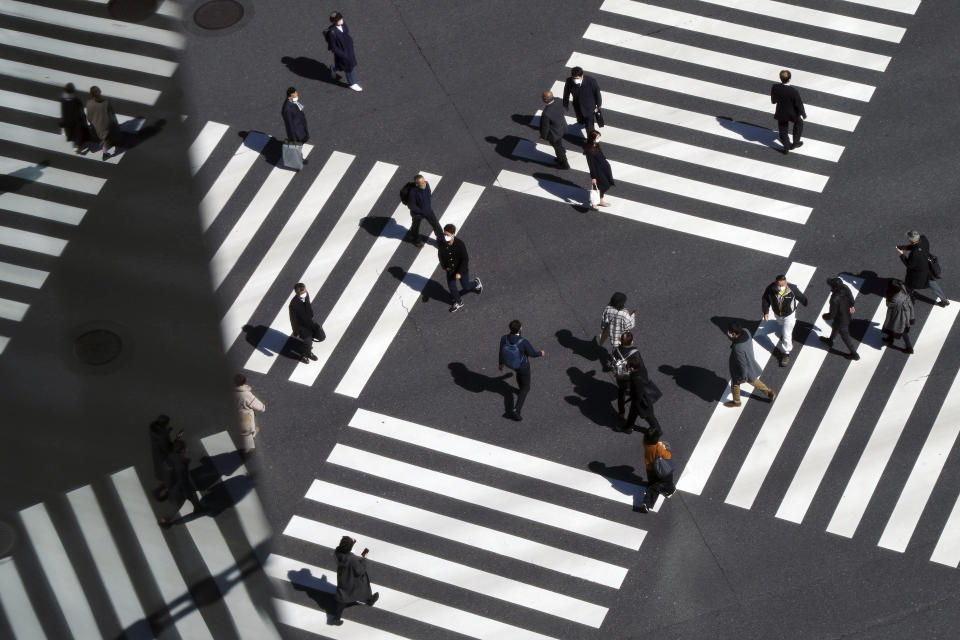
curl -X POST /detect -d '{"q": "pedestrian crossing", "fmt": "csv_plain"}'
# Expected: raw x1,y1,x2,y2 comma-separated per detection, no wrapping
0,0,183,357
269,408,658,638
0,430,279,639
494,0,922,256
677,263,960,569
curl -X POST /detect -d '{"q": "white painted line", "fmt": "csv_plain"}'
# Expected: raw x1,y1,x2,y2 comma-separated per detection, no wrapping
494,169,795,256
677,263,817,495
599,0,890,71
725,276,862,510
198,132,270,232
219,151,355,351
517,137,810,224
66,486,151,640
696,0,905,42
284,516,609,627
189,121,230,176
0,260,47,288
839,0,919,15
19,503,101,639
880,351,960,552
0,122,125,164
110,467,213,640
0,557,47,640
0,193,86,226
0,156,105,195
0,335,8,354
274,597,410,639
0,58,161,105
0,0,185,48
333,181,485,397
327,444,647,549
0,226,67,257
581,24,874,102
347,409,644,507
931,492,960,567
200,431,273,563
776,300,889,524
210,144,314,289
288,170,443,385
243,161,398,373
0,297,28,322
266,553,559,640
82,0,184,19
0,88,59,117
0,28,178,76
568,52,860,133
827,303,960,538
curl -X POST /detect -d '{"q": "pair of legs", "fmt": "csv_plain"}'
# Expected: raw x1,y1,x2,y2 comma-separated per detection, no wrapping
330,592,379,625
295,322,323,361
406,211,443,245
616,379,629,417
623,402,661,433
549,137,569,168
159,489,203,524
574,107,597,135
777,118,803,151
729,377,775,404
820,322,859,357
509,367,531,419
643,471,676,509
446,268,480,305
882,327,913,352
775,313,796,362
908,280,949,305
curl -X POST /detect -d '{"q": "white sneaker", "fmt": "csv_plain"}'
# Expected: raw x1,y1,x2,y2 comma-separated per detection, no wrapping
349,84,363,92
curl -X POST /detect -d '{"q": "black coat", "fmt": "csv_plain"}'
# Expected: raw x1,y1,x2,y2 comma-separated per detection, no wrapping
150,426,173,483
563,75,602,118
540,99,567,143
289,294,316,336
771,83,806,122
408,182,433,216
334,551,372,603
162,452,193,504
828,286,855,328
585,145,614,193
281,100,309,143
438,237,469,274
627,357,655,410
900,237,931,289
60,95,89,145
326,24,357,72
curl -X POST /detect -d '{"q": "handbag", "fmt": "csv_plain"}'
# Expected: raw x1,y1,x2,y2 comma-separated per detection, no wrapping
653,456,674,478
595,108,605,128
589,184,601,207
282,141,303,171
643,378,663,404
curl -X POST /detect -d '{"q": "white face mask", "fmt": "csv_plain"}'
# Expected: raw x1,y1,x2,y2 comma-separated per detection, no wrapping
574,78,582,85
337,19,344,25
299,293,307,300
290,96,298,102
443,234,453,243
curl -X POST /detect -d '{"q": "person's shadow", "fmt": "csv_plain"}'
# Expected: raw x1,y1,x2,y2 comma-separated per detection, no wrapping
715,116,780,148
564,366,620,430
288,568,343,620
359,216,407,240
659,364,727,403
388,266,449,304
448,362,515,416
555,329,603,364
280,56,342,85
588,461,647,510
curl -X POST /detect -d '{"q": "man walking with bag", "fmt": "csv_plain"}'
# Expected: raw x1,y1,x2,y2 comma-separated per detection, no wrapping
897,230,949,307
498,319,545,421
289,283,323,363
562,66,603,134
281,87,308,170
761,274,808,367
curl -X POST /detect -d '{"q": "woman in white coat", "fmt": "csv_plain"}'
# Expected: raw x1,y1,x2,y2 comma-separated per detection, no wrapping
234,374,265,454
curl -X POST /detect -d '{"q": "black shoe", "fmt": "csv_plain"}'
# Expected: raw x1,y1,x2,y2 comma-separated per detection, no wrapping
507,411,522,421
300,356,310,364
780,354,790,367
818,336,833,348
847,352,860,361
102,151,110,161
367,592,380,606
329,617,343,626
308,353,318,361
791,141,804,149
904,347,914,354
822,313,831,322
635,504,649,513
779,147,789,155
940,300,951,308
415,240,425,248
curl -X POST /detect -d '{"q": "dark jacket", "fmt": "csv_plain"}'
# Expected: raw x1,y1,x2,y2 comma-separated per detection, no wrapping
499,333,541,370
438,237,468,274
761,281,808,317
540,99,567,143
162,452,193,504
729,329,762,384
408,182,432,216
281,99,309,143
627,355,655,410
150,424,173,483
288,294,316,336
584,145,614,193
900,237,931,289
563,75,602,117
60,94,88,145
334,550,372,603
326,23,357,72
771,83,806,122
827,283,855,328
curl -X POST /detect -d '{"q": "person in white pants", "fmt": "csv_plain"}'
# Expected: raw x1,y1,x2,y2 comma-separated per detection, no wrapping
761,274,809,367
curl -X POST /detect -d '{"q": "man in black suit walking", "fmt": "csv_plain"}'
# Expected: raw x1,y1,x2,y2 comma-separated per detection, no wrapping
289,283,322,363
563,66,602,134
771,70,806,154
539,90,569,169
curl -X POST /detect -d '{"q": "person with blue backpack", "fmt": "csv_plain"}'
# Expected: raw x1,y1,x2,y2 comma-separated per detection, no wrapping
498,320,545,421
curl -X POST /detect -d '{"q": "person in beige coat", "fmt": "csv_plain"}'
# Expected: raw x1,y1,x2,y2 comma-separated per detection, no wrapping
234,374,265,454
85,85,117,160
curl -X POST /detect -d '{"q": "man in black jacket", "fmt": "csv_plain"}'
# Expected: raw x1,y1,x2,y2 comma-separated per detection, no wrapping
438,224,482,313
897,230,949,307
289,283,322,363
761,274,809,367
617,353,663,434
404,174,444,248
771,70,806,154
819,277,860,360
539,90,569,169
562,66,602,134
281,87,309,143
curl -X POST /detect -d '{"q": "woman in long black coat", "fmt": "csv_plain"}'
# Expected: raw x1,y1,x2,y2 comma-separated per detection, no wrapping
584,131,614,209
331,536,378,625
325,11,361,91
59,83,89,153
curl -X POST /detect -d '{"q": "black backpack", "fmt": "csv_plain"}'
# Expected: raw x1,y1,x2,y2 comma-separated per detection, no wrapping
500,336,526,370
399,181,415,206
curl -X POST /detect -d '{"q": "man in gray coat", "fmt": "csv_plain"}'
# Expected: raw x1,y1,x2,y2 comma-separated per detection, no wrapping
538,90,569,169
85,85,117,161
724,321,776,408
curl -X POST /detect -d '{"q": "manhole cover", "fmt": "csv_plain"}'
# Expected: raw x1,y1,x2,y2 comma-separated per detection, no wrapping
194,0,244,30
74,329,123,366
107,0,160,22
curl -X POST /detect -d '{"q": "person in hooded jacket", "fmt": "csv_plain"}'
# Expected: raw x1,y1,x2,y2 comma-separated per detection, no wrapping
882,279,915,354
819,277,860,360
234,374,265,455
330,536,379,625
325,11,362,91
724,321,776,408
59,83,89,153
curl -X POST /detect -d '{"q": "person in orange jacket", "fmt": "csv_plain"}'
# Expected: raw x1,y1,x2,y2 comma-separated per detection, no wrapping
639,430,675,513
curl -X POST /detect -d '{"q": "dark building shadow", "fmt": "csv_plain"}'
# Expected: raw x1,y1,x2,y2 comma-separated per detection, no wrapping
448,362,515,415
659,364,727,403
387,265,448,303
564,366,620,430
715,116,779,148
587,461,647,509
280,56,342,85
555,329,602,362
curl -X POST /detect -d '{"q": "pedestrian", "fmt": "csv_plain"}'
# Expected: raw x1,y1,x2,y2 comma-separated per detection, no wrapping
289,283,323,363
438,223,482,313
157,440,203,526
85,85,117,161
584,130,614,209
618,353,663,433
638,431,675,513
611,331,639,421
882,279,915,354
761,273,809,367
897,230,949,307
771,69,806,154
404,174,444,248
281,86,309,143
325,11,362,91
538,90,569,169
330,536,379,626
59,83,89,154
234,374,265,455
562,65,603,134
724,321,776,408
598,292,635,370
498,319,545,421
819,277,860,360
149,414,178,500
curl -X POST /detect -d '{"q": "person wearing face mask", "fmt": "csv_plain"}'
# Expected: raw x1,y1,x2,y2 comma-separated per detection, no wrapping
562,66,603,134
761,273,808,367
538,90,569,169
438,224,482,313
288,283,323,363
325,11,362,91
724,321,776,408
281,86,309,144
404,174,444,248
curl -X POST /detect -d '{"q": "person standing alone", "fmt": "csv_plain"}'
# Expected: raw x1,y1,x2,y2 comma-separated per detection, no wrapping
771,70,806,154
438,224,482,313
85,85,117,161
282,87,309,144
289,283,323,363
499,320,545,421
761,273,808,367
234,374,265,456
325,11,362,91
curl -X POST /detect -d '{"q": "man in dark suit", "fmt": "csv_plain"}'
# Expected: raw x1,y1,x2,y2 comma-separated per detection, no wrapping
281,86,309,144
289,283,322,363
771,70,806,154
538,90,569,169
563,66,602,134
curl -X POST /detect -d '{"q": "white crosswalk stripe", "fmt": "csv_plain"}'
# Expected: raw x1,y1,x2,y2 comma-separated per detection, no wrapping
189,121,231,176
0,557,47,640
274,597,410,639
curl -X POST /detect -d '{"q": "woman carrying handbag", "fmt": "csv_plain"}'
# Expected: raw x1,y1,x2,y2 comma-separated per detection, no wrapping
584,130,614,209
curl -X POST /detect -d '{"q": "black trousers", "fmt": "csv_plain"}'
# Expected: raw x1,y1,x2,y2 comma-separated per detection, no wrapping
294,322,323,356
617,379,629,415
574,106,597,134
514,367,531,414
548,137,568,165
162,489,202,521
826,322,858,354
644,471,676,507
626,401,661,434
408,211,444,242
778,118,803,149
883,327,913,350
